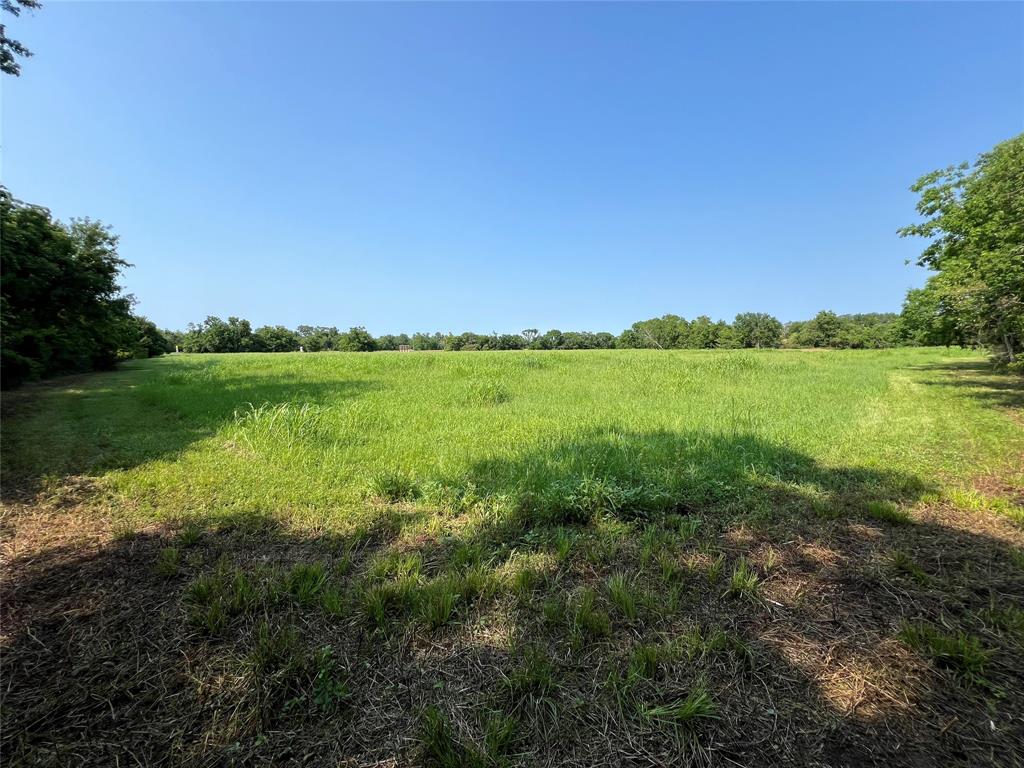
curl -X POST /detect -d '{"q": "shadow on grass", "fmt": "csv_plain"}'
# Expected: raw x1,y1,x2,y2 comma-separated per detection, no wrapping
3,429,1023,766
912,359,1024,411
1,357,377,500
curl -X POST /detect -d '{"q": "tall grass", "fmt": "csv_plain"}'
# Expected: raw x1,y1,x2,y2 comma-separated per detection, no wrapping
5,348,1018,534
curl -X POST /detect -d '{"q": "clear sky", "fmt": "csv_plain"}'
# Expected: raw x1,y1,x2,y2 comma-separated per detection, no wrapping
3,2,1022,334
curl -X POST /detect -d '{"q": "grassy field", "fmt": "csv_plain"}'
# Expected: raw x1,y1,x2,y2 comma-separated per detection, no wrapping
2,348,1023,766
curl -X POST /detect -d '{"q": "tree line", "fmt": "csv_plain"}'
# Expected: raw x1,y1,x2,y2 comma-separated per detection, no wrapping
160,309,910,354
2,133,1020,387
0,187,166,388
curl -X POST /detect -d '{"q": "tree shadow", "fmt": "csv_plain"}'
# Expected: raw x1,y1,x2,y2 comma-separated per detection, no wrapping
1,358,378,501
1,430,1022,766
911,360,1024,411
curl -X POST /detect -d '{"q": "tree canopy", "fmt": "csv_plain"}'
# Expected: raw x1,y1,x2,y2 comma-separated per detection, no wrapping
1,0,39,76
0,187,167,387
899,133,1024,362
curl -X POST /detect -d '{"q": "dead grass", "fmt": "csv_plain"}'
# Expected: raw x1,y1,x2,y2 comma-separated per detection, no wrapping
2,471,1024,767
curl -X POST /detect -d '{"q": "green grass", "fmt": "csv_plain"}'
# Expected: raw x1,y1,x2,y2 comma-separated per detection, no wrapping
899,621,992,683
865,500,913,525
5,349,1019,533
4,348,1023,766
724,556,760,600
641,686,718,725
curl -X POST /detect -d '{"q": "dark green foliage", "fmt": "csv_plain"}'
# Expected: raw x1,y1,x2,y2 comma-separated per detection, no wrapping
181,316,255,353
1,187,165,387
899,133,1024,363
165,311,925,356
784,311,901,349
337,326,377,352
1,0,39,76
253,324,300,352
733,312,784,348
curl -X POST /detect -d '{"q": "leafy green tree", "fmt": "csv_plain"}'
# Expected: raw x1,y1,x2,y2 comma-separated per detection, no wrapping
338,326,376,352
182,316,254,352
733,313,783,348
899,133,1024,362
1,187,148,387
788,310,844,348
1,0,39,77
124,316,171,358
531,329,564,350
411,331,444,351
685,316,720,348
296,325,341,352
621,315,689,349
899,281,962,347
253,325,299,352
375,333,411,351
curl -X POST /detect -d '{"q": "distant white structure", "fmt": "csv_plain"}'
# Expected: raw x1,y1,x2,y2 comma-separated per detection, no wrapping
299,345,305,353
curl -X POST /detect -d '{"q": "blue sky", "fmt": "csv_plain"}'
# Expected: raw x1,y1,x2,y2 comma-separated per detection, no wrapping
3,2,1022,334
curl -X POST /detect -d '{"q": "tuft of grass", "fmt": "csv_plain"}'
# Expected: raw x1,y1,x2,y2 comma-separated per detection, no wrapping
286,562,328,606
642,686,718,725
248,620,304,676
420,706,486,768
657,551,683,584
458,562,500,603
899,621,991,682
467,378,511,407
318,586,346,617
675,626,752,666
724,556,760,600
571,587,611,645
865,500,912,525
506,645,555,700
628,643,664,680
370,551,423,581
183,562,260,636
606,573,638,622
176,520,204,547
368,469,420,503
552,527,576,561
234,401,327,452
979,602,1024,641
416,576,461,631
360,576,418,628
510,565,542,599
155,546,180,577
704,553,725,584
887,550,930,586
677,516,702,541
542,595,566,628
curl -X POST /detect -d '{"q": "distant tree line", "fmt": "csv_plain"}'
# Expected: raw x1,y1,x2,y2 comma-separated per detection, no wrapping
0,187,169,388
4,134,1018,387
160,309,918,354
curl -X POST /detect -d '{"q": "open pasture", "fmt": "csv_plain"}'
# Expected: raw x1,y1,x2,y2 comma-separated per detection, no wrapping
2,348,1023,766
